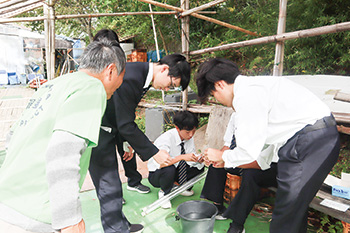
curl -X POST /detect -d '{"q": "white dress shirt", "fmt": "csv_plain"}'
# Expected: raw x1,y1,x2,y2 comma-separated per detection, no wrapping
223,112,279,170
222,75,330,169
143,63,153,88
148,128,204,172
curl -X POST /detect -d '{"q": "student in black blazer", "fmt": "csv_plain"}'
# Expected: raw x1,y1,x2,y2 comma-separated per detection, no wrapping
90,29,191,233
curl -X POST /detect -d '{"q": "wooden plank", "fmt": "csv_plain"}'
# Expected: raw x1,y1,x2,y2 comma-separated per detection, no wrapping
310,197,350,223
268,185,350,223
334,92,350,103
333,112,350,125
138,102,214,113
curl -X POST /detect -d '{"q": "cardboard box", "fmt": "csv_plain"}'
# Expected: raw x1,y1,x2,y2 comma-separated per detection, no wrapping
332,185,350,200
325,172,350,200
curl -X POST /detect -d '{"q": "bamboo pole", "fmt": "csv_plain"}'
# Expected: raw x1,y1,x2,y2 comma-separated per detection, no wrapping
49,1,55,79
179,0,225,18
0,2,43,18
181,0,189,110
149,4,164,100
137,0,258,37
0,0,43,14
273,0,288,76
190,21,350,55
0,11,216,23
0,0,27,9
44,0,55,80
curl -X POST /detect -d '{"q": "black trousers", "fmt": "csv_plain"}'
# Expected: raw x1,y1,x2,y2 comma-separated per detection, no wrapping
224,164,278,225
89,129,130,233
148,163,204,195
119,151,142,187
270,116,340,233
201,164,278,226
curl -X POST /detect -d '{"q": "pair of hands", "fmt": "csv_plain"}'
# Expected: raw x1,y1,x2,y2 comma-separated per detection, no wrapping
203,148,225,168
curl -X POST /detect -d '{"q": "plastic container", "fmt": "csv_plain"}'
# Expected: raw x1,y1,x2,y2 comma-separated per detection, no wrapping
8,72,19,85
0,70,8,85
176,200,217,233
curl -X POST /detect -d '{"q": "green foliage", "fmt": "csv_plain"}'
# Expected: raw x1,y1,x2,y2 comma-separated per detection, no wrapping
330,134,350,178
18,0,350,75
316,212,343,233
198,114,209,128
134,108,145,133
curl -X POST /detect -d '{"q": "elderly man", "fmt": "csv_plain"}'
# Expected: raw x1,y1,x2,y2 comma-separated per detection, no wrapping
0,40,126,233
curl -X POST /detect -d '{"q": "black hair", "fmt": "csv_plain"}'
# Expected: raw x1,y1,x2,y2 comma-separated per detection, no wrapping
158,54,191,90
93,29,120,43
195,58,240,103
173,110,199,130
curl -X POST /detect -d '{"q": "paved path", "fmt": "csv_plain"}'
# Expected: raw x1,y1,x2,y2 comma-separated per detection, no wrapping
0,85,34,150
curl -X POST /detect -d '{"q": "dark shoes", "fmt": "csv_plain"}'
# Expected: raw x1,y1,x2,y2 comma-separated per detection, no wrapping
227,222,245,233
215,204,227,220
129,224,144,233
127,183,151,194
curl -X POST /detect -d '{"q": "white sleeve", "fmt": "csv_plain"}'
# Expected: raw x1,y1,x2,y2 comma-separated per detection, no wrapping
223,85,270,168
223,113,236,147
45,130,87,230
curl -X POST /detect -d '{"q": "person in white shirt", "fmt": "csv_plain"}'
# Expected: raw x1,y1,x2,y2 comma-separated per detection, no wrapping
148,111,204,209
201,112,279,230
196,58,340,233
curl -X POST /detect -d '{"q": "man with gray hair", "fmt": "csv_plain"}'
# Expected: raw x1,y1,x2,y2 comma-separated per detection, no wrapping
0,40,126,233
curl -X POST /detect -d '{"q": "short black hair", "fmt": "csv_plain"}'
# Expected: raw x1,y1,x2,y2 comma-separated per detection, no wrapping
158,54,191,90
93,29,120,43
196,58,240,103
173,110,198,130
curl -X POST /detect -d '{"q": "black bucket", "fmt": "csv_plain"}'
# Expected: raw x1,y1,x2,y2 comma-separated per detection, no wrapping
176,200,218,233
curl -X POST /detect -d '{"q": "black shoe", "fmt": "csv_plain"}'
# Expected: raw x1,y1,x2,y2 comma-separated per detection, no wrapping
129,223,144,233
127,183,151,194
122,198,126,205
227,222,245,233
215,204,227,220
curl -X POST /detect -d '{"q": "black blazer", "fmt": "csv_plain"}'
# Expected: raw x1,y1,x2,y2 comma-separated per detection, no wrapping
101,62,159,161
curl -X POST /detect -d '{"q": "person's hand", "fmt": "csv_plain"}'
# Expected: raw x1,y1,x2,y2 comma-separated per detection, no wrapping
220,146,230,152
181,153,198,162
153,150,172,167
197,154,204,163
123,146,134,162
204,148,224,163
61,219,85,233
213,161,225,168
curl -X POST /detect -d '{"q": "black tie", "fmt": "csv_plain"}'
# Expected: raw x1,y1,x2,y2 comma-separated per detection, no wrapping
229,134,237,149
227,134,243,176
178,142,187,185
141,84,151,98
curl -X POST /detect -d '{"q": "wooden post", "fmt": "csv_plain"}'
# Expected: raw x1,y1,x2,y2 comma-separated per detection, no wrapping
181,0,189,110
273,0,288,76
44,0,55,80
